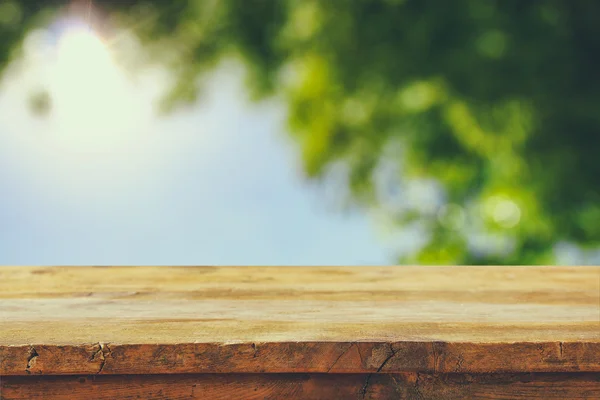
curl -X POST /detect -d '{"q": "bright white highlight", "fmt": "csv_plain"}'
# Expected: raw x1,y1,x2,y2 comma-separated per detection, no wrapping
484,195,521,229
49,26,133,150
0,19,168,206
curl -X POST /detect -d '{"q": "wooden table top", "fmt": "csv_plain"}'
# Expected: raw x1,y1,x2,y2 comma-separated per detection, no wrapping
1,266,598,376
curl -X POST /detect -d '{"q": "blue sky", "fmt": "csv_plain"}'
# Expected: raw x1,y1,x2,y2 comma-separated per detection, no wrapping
0,28,391,266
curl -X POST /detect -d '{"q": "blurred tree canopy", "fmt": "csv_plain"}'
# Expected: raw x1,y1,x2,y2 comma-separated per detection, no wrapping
1,0,599,264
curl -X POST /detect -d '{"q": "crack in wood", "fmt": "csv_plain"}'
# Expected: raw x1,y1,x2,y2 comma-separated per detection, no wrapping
360,343,397,399
431,342,438,373
414,372,425,399
559,342,564,359
327,343,354,373
90,343,112,374
455,353,465,373
25,346,38,375
356,343,364,366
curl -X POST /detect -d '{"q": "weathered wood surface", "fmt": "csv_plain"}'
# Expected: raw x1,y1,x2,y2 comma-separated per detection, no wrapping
0,266,599,376
2,373,600,400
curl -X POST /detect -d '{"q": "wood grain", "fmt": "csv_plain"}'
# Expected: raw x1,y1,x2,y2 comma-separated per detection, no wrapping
2,373,599,399
1,266,599,376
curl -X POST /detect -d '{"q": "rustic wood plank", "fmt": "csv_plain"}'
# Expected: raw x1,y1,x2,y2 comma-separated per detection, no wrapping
2,341,600,376
2,373,599,399
1,266,598,376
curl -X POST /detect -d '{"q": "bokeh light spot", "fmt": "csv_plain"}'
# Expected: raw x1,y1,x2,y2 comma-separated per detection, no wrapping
484,195,521,229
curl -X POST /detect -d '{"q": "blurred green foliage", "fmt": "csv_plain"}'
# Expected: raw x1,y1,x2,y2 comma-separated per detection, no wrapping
1,0,599,264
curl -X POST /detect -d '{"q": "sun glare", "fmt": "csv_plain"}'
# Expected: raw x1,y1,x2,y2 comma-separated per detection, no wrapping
0,15,167,201
48,23,134,150
23,10,148,155
0,0,185,211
